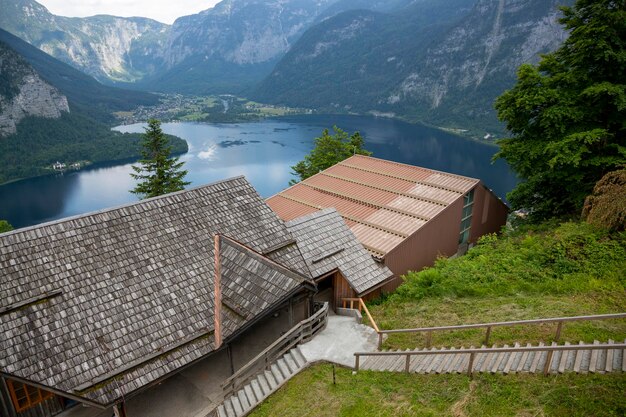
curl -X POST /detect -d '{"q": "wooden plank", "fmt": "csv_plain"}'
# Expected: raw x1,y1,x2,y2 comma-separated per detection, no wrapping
558,342,570,373
515,344,531,373
503,343,519,374
530,342,545,373
491,345,509,373
589,340,600,373
448,350,464,374
605,340,614,373
572,341,583,373
435,348,451,374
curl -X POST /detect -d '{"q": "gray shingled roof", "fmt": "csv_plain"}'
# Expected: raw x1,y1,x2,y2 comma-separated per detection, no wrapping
286,208,393,295
0,177,312,407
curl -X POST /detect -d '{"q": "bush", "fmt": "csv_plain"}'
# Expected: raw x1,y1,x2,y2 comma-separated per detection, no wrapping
393,221,625,302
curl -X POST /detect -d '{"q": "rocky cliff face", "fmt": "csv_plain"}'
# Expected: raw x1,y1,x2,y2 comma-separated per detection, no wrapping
0,42,68,137
254,0,573,134
0,0,169,83
388,0,570,130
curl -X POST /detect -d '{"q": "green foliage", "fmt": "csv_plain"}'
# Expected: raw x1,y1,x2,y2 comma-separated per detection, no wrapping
290,126,372,184
131,119,190,199
495,0,626,220
0,112,187,184
582,168,626,232
0,220,13,233
393,221,625,302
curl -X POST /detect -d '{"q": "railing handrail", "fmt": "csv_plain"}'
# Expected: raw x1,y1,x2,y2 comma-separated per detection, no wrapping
354,342,626,376
378,312,626,335
354,342,626,358
342,297,380,333
221,302,328,393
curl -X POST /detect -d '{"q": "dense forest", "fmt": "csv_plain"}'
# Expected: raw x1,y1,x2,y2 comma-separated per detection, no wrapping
0,112,187,184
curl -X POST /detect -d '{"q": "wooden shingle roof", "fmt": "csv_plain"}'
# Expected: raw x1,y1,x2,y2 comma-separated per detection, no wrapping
287,208,394,295
0,177,312,407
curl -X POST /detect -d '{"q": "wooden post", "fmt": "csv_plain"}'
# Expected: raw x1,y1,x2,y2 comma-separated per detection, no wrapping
113,403,127,417
378,333,384,350
405,354,411,373
543,351,554,376
484,326,492,345
227,343,235,375
355,355,360,372
425,331,432,348
467,353,475,377
289,298,294,327
554,321,563,342
214,234,222,349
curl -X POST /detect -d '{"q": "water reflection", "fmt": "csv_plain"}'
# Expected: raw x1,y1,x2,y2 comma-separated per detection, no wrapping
0,115,518,230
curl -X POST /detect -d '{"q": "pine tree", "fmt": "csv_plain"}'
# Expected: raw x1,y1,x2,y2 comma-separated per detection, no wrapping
494,0,626,220
130,119,190,199
290,126,372,185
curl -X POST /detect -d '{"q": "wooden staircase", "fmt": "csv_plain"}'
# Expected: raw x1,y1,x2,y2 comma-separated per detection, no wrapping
359,340,626,375
215,347,308,417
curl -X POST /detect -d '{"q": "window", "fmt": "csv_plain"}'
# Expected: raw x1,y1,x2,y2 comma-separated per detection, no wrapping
459,190,474,244
7,379,53,412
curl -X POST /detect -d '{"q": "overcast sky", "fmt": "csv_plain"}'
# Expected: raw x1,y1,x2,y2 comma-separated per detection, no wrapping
37,1,221,24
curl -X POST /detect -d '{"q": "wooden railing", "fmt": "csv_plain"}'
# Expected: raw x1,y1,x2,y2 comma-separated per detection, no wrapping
354,342,626,376
341,297,383,347
378,313,626,350
221,302,328,399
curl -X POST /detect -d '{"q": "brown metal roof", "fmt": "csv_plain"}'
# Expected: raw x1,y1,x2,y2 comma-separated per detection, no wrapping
267,155,479,258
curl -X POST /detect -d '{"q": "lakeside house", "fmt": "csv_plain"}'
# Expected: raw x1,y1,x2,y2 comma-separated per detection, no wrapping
267,155,509,291
0,177,389,417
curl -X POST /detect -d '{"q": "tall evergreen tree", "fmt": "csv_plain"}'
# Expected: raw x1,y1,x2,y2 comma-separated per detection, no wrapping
290,126,371,184
131,119,190,199
495,0,626,220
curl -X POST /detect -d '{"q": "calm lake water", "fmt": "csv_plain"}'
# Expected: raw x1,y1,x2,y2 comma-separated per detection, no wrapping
0,115,518,229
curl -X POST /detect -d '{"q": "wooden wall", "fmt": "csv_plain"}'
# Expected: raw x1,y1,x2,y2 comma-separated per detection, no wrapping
0,378,64,417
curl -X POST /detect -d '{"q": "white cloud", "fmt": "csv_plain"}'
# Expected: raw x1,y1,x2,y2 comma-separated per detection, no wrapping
37,0,220,24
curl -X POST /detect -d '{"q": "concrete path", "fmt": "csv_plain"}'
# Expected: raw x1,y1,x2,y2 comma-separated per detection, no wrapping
299,314,378,367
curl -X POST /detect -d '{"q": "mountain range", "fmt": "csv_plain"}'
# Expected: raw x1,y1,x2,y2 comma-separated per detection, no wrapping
0,0,573,137
0,29,185,184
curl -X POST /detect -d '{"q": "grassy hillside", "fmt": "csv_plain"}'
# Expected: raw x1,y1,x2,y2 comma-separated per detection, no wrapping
249,221,626,416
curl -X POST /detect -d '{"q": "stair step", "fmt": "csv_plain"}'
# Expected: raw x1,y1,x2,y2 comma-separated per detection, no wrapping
270,363,283,383
291,348,307,367
264,369,278,389
217,404,227,417
284,354,299,374
250,379,264,402
224,398,235,417
244,384,257,404
277,358,292,378
257,373,271,396
589,340,600,373
237,389,250,413
231,395,243,416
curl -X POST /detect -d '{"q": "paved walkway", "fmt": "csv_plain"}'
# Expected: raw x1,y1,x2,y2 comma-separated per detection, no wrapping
299,314,378,367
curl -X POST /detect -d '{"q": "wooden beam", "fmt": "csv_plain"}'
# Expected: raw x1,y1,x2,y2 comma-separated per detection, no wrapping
214,234,223,349
320,172,449,206
300,182,431,222
0,290,62,316
339,161,468,194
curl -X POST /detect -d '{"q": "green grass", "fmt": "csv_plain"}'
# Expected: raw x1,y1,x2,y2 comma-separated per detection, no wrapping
250,364,626,417
249,221,626,416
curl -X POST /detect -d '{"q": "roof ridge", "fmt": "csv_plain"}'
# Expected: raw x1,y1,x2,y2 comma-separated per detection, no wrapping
219,234,314,285
348,154,479,183
285,207,338,226
1,176,248,237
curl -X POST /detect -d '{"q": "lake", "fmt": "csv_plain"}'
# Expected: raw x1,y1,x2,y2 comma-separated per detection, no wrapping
0,115,518,229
